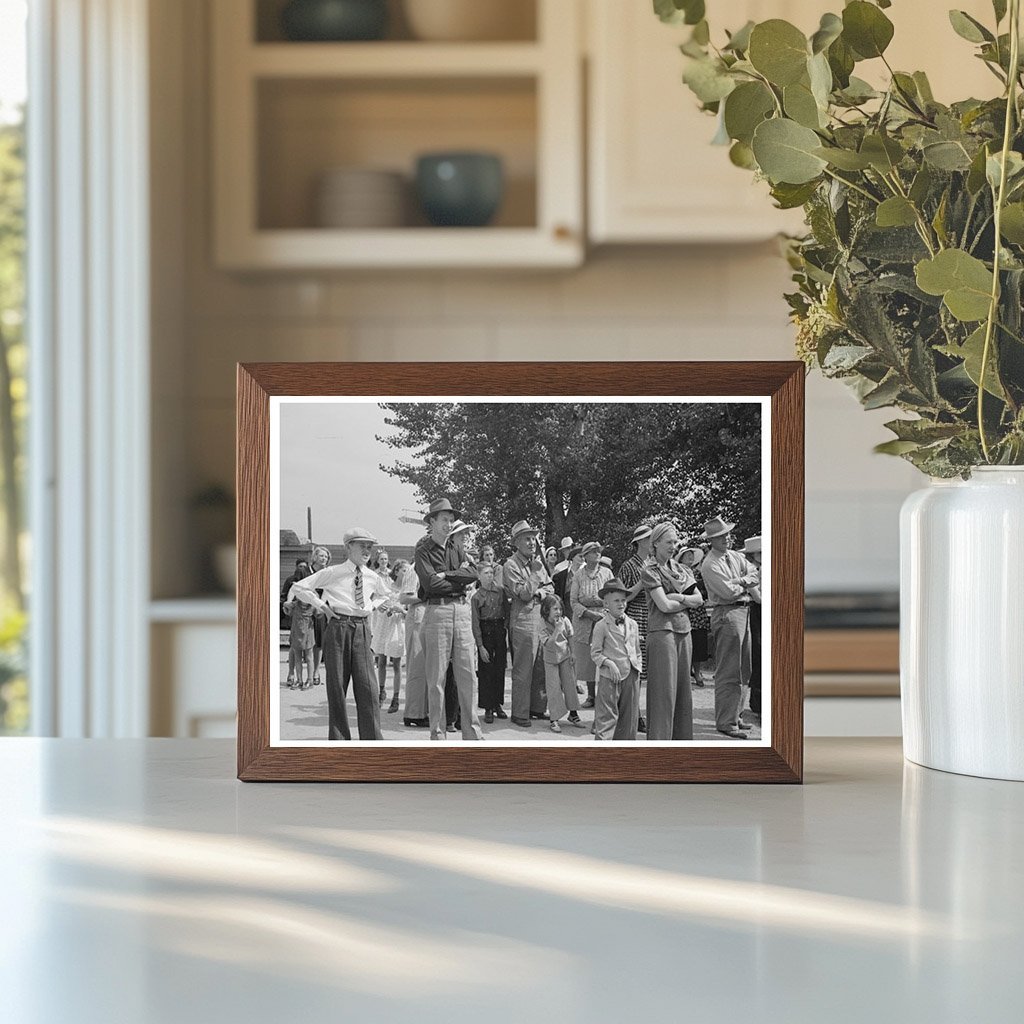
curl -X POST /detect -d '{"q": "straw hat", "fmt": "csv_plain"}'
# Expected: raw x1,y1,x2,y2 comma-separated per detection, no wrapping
701,515,736,539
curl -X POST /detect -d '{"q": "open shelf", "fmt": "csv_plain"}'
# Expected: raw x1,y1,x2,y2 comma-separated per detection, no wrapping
254,0,538,44
249,41,544,77
213,0,582,268
256,76,538,232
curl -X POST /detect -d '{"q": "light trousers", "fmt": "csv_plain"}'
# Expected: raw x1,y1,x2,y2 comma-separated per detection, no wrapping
543,658,580,722
594,667,640,741
510,625,548,721
711,605,752,732
423,602,482,741
646,629,694,740
402,603,428,720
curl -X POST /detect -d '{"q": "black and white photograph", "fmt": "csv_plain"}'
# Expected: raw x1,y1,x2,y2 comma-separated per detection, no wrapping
269,396,770,746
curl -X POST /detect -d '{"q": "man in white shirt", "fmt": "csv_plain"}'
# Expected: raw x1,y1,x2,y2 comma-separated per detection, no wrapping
700,515,759,739
290,526,395,740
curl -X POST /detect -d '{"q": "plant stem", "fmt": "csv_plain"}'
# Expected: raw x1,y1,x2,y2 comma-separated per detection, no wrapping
978,0,1021,462
822,167,880,205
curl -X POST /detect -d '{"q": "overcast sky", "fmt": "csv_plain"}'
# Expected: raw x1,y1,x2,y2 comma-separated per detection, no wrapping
279,401,425,545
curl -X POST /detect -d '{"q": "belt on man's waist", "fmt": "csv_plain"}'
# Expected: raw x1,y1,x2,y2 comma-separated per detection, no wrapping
478,616,504,624
327,612,370,623
425,594,467,605
710,600,750,609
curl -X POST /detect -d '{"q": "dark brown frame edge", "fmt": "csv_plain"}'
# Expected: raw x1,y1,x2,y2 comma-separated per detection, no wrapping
237,362,804,783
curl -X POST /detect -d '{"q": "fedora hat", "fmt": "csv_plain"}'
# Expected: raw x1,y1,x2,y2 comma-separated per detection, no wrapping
423,498,461,523
343,526,377,546
742,535,762,554
630,524,653,545
580,541,603,558
559,535,574,550
599,555,613,568
510,520,540,542
598,577,630,599
702,515,736,539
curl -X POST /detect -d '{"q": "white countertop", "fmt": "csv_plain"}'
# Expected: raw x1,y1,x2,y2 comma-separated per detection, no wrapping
0,738,1019,1023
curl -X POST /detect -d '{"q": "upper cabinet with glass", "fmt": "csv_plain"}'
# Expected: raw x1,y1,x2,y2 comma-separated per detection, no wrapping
212,0,583,268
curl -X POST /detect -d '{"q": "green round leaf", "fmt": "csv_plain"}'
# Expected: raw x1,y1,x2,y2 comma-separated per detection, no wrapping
723,81,775,144
682,57,736,104
813,146,872,171
810,13,843,55
783,81,824,129
999,203,1024,245
875,196,918,228
842,1,894,59
729,140,757,170
949,10,994,44
915,249,993,322
751,118,828,184
748,20,809,86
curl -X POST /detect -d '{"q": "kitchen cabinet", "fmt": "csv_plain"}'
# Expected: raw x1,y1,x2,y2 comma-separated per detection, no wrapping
211,0,583,269
586,0,999,244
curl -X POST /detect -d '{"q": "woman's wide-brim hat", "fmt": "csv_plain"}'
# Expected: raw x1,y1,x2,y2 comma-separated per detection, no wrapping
702,515,736,539
631,524,653,545
742,535,762,554
679,546,705,564
580,541,603,558
510,520,540,542
449,519,473,536
599,555,613,567
343,526,377,546
598,577,630,598
424,498,461,523
559,535,574,550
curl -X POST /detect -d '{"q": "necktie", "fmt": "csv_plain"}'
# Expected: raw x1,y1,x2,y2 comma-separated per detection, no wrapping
614,616,625,626
354,567,364,610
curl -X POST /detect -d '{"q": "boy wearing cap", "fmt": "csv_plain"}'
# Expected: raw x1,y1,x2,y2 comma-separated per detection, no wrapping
414,499,484,741
701,515,759,739
289,528,397,741
503,520,554,726
590,578,643,740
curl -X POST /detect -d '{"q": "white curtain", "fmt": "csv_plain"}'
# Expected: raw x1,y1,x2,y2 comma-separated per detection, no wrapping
28,0,150,736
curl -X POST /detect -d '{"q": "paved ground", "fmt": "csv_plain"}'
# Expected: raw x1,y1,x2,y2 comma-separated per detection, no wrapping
278,649,762,743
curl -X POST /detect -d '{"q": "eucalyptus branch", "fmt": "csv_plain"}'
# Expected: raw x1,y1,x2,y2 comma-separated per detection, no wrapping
978,0,1021,461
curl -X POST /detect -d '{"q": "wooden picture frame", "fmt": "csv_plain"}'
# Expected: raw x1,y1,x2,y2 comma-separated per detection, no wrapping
237,362,804,782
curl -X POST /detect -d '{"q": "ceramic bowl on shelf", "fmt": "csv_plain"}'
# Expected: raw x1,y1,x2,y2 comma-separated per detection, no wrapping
315,167,408,229
414,152,504,227
403,0,534,42
280,0,389,42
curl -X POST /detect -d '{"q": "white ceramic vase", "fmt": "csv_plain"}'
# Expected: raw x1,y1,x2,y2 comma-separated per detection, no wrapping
900,467,1024,781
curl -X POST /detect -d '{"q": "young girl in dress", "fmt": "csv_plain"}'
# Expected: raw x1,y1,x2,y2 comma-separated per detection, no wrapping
370,550,404,711
283,565,315,689
540,595,583,733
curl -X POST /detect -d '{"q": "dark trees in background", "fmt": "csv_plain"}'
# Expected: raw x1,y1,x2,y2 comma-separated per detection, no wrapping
377,401,762,563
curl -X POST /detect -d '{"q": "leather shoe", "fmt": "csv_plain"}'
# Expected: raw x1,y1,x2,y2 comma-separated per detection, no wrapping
637,716,647,733
717,728,748,739
582,697,595,709
494,706,508,719
530,711,549,720
511,717,532,728
484,709,494,724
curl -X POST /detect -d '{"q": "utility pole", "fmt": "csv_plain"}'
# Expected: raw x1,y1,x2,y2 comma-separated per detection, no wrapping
307,506,312,544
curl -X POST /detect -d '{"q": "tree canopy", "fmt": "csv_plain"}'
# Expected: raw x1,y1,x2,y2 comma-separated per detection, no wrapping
377,401,762,562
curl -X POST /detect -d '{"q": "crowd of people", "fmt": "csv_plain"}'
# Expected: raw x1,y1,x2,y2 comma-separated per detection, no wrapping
281,498,763,743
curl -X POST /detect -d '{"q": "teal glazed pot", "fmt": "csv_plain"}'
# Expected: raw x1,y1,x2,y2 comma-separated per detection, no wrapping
415,152,505,227
280,0,388,41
